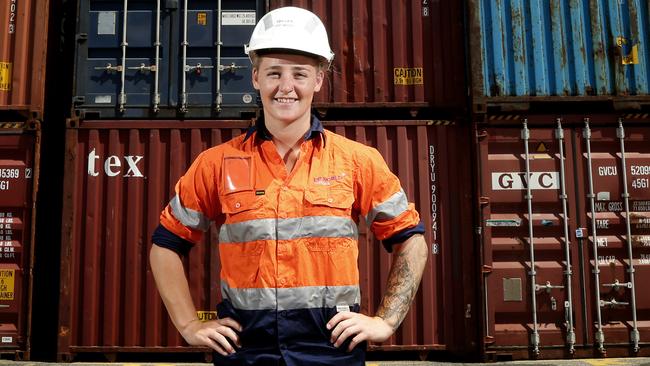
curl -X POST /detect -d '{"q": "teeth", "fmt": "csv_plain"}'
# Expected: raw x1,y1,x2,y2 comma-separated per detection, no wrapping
275,98,296,103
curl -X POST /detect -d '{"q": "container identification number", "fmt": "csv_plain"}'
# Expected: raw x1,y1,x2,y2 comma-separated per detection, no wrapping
631,165,650,176
429,145,438,255
8,0,17,34
632,178,649,189
0,169,20,179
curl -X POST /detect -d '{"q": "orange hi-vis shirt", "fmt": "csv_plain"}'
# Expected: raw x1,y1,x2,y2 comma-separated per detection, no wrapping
158,116,422,365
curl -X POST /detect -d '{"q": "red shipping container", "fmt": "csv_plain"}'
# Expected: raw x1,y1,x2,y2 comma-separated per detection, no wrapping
269,1,466,113
0,0,50,119
476,115,650,360
0,123,39,359
57,119,476,361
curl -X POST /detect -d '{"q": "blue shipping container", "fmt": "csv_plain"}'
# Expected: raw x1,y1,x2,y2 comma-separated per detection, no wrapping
73,0,262,119
468,0,650,102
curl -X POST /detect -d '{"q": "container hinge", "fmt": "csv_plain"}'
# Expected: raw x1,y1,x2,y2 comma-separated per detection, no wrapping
479,196,490,206
476,129,488,139
76,33,88,42
482,265,493,274
484,336,495,345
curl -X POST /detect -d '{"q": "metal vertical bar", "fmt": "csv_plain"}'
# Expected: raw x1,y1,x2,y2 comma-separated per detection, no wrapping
583,118,605,353
522,119,540,355
180,0,189,113
616,118,640,352
555,118,576,354
153,0,161,112
119,0,129,112
215,0,223,112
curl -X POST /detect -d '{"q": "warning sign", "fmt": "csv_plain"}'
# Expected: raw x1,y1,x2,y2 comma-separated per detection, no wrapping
0,269,14,300
197,12,207,26
0,62,11,91
536,142,548,153
394,67,423,85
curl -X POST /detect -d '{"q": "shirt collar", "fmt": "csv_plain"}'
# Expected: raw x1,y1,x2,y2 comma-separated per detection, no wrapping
243,114,326,144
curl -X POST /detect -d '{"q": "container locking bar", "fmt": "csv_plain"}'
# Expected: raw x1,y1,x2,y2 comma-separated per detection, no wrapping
555,118,576,353
600,299,629,307
94,63,123,72
616,119,641,352
602,279,633,290
127,63,157,73
118,0,129,112
180,0,189,113
522,119,540,356
535,281,564,294
583,118,606,354
215,0,223,111
153,0,161,112
219,62,248,73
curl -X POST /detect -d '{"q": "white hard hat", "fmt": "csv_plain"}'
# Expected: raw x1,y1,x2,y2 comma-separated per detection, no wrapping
245,6,334,64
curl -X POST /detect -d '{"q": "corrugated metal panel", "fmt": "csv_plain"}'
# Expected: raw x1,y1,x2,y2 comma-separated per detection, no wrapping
0,0,49,119
468,0,650,102
0,124,39,358
72,0,263,119
57,119,476,360
270,0,466,112
478,120,650,359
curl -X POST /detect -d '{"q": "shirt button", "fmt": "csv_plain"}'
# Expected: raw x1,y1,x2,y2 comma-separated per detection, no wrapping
234,202,241,208
280,310,288,317
282,185,288,191
327,198,333,203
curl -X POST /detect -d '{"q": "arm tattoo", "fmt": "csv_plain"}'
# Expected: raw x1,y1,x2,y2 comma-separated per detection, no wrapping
376,237,427,330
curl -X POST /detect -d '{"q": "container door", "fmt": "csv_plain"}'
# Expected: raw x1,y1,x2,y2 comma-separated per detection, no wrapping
0,132,36,353
177,0,258,114
576,123,650,353
479,125,582,353
77,0,171,116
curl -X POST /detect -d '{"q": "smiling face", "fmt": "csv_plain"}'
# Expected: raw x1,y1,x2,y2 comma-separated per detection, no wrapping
252,53,324,126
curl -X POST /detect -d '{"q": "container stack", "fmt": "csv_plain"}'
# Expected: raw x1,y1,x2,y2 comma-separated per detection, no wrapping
56,0,478,362
0,0,49,359
467,0,650,360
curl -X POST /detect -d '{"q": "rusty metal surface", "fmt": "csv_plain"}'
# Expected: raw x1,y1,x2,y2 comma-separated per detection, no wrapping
269,1,466,112
467,0,650,105
57,119,476,359
0,126,39,358
477,120,650,359
0,0,49,119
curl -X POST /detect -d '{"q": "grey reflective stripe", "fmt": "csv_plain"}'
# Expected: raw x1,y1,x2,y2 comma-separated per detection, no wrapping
170,195,211,231
366,189,408,225
219,216,358,244
222,282,361,311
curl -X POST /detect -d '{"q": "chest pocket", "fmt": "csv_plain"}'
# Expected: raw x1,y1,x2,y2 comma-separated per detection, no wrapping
221,191,264,215
304,187,354,212
219,191,268,256
303,187,356,252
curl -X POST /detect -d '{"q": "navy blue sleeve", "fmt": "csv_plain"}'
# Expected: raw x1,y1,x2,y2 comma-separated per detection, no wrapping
382,221,426,253
151,224,194,257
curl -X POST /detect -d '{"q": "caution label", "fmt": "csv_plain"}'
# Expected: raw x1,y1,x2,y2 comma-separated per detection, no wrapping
0,62,11,91
197,12,208,26
0,269,14,300
394,67,423,85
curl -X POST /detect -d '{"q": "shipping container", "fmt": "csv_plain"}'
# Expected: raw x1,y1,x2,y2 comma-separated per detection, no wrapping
476,115,650,360
468,0,650,113
0,122,40,359
271,0,467,113
0,0,50,119
72,0,263,119
57,119,476,361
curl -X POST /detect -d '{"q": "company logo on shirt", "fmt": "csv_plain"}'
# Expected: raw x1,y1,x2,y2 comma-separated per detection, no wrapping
313,173,346,186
